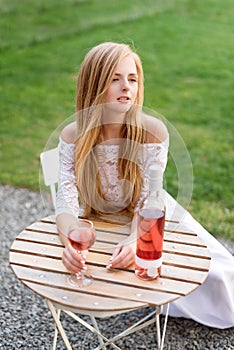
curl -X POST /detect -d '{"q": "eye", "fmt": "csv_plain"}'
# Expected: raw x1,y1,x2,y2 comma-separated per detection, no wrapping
112,78,119,82
129,75,138,82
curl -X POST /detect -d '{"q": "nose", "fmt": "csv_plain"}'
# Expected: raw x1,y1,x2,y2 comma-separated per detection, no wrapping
122,79,130,91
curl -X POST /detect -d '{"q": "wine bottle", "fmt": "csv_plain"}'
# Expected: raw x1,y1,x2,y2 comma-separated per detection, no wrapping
135,163,165,280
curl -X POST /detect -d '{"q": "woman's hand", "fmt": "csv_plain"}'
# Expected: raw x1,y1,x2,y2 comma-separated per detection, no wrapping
107,217,137,269
107,243,135,269
62,241,87,273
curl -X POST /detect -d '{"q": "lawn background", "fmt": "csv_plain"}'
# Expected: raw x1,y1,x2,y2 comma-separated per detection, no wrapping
0,0,233,239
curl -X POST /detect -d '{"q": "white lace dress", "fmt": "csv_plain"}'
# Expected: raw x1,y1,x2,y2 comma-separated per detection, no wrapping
56,138,234,329
55,138,168,217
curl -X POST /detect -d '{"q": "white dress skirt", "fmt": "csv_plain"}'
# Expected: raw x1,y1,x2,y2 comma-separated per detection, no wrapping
56,138,234,329
165,192,234,329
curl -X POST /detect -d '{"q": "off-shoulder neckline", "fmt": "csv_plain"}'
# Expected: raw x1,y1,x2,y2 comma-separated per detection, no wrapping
59,137,168,148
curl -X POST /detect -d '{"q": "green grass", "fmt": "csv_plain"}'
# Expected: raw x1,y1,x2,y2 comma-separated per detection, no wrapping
0,0,233,239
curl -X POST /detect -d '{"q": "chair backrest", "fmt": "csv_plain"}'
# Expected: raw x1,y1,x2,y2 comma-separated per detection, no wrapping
40,147,59,210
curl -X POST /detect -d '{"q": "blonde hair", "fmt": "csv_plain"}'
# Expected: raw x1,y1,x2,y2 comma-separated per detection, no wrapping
74,42,146,219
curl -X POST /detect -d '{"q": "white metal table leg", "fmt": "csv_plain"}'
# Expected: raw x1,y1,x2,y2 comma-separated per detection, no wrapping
47,301,170,350
47,300,73,350
93,308,160,350
64,310,122,350
156,313,161,349
159,303,170,350
52,308,61,350
90,315,106,350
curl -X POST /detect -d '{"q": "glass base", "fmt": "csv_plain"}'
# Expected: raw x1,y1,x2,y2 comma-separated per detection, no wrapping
68,273,93,288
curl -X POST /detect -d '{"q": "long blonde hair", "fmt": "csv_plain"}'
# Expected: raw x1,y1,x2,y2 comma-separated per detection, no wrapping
74,42,147,219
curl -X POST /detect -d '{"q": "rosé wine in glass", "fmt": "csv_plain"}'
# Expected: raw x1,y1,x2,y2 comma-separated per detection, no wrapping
66,219,96,287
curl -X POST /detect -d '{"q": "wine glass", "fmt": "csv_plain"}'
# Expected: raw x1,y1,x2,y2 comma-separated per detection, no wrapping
66,219,96,287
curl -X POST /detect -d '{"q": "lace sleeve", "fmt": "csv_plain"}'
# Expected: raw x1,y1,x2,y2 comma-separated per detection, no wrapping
135,137,169,211
55,138,80,218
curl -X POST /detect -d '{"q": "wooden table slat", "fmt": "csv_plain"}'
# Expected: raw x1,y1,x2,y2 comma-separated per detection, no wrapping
40,215,182,227
33,219,200,238
28,222,58,233
88,267,200,296
160,264,208,284
17,230,120,250
10,252,201,297
26,223,129,244
17,230,62,245
164,222,197,236
164,232,206,247
162,252,210,271
11,265,181,306
10,251,67,273
11,240,64,258
163,241,211,258
11,239,210,272
10,249,208,286
17,230,207,252
23,281,145,312
31,221,130,236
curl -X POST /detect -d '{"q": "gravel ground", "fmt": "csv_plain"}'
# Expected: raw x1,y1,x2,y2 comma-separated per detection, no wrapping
0,185,233,350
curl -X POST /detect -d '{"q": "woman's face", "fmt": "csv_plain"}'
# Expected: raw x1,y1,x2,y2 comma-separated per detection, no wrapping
104,55,138,114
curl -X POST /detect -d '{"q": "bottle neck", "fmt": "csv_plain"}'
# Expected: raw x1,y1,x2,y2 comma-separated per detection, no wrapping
148,188,161,199
148,178,162,195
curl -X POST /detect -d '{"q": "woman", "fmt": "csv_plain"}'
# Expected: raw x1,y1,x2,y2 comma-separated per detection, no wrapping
56,42,169,270
55,42,234,329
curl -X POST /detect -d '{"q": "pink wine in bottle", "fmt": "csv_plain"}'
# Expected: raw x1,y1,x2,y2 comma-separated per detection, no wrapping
135,208,165,280
135,164,165,281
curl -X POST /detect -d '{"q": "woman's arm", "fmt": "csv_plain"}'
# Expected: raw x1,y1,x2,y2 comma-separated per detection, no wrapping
55,122,78,230
55,123,85,272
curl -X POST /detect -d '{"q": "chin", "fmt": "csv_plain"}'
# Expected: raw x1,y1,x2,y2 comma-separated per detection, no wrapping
104,101,132,115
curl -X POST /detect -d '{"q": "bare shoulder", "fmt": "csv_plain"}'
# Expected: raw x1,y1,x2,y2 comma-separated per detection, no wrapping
142,114,168,143
60,122,76,144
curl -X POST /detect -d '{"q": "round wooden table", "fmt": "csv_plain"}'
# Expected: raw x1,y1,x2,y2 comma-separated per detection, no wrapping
10,215,211,349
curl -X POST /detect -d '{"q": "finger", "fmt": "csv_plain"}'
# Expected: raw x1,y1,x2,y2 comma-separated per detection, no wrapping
62,247,85,273
106,245,123,269
111,247,134,268
82,249,88,260
62,251,84,272
66,242,86,263
111,245,123,259
62,255,82,273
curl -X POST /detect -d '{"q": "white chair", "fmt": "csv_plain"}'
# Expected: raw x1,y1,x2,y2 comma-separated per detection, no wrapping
40,147,59,210
40,148,169,350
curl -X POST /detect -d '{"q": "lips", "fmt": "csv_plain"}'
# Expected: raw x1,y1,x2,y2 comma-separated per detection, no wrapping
117,96,131,102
